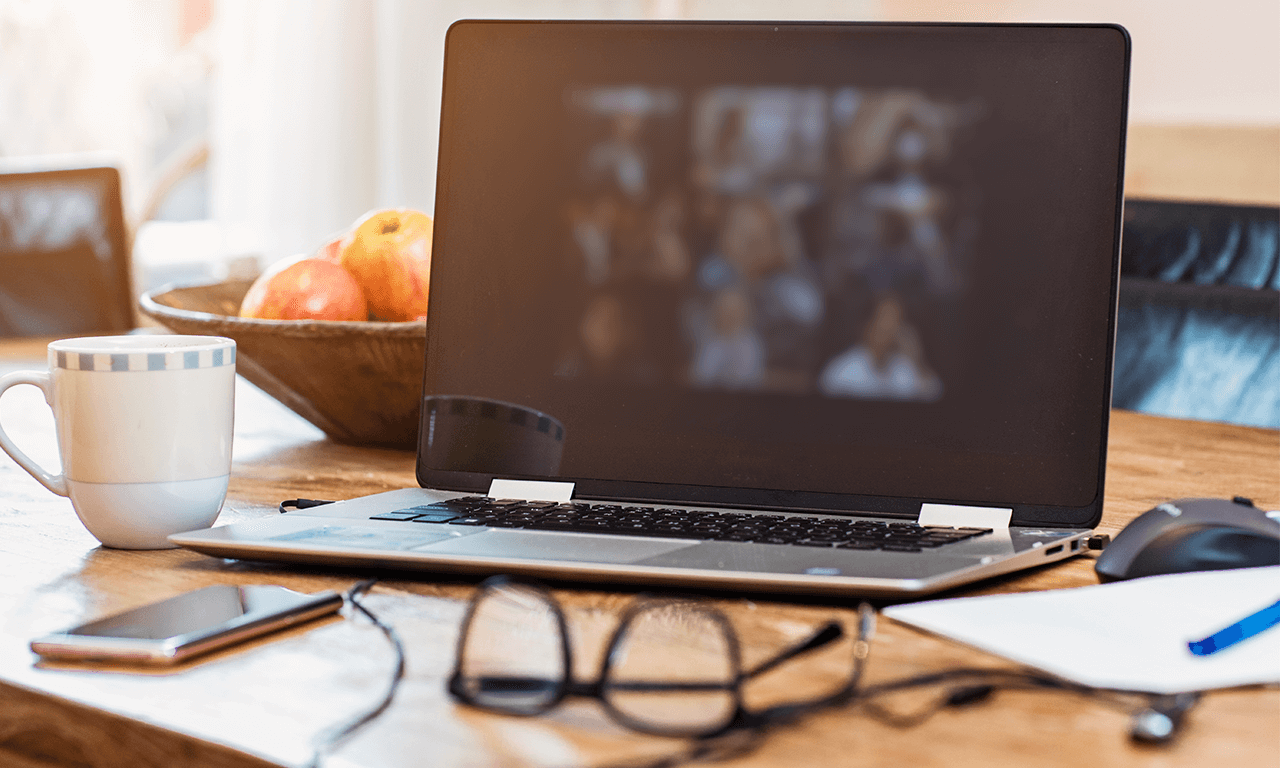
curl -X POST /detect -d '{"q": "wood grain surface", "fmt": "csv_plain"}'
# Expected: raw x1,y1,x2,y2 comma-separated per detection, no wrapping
0,336,1276,768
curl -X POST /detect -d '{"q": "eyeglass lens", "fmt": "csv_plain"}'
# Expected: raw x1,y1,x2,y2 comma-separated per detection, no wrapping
454,583,567,714
604,603,739,735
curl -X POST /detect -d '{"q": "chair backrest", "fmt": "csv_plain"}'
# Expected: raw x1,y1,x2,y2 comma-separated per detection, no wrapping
0,163,134,337
1114,199,1279,428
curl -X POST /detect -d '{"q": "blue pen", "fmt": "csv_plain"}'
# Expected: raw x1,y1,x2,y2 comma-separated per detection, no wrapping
1188,598,1280,656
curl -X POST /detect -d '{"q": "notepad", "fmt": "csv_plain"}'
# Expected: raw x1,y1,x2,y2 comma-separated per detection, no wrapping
883,566,1280,693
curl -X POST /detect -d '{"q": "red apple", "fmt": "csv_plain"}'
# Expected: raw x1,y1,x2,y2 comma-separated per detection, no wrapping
239,255,368,321
338,208,432,321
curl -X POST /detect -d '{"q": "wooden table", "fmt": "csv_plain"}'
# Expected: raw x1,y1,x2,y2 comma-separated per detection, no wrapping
0,336,1276,768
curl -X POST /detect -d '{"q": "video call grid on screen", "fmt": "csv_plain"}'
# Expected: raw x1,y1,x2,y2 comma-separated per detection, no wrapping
424,22,1128,517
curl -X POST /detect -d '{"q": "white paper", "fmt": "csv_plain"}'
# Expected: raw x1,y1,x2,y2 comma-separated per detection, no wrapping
883,566,1280,693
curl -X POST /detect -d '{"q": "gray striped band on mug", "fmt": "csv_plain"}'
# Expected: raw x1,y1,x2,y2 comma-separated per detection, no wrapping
54,347,236,372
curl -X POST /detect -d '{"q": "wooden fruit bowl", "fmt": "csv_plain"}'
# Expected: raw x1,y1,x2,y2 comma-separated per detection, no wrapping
140,280,425,450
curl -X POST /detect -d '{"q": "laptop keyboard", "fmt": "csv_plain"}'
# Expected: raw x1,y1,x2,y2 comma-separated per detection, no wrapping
369,497,993,553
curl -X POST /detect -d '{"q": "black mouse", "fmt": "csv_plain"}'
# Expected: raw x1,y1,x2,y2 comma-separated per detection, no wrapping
1095,497,1280,582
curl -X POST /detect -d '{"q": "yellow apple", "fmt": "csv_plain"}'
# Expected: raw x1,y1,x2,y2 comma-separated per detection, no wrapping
239,255,368,321
337,208,433,321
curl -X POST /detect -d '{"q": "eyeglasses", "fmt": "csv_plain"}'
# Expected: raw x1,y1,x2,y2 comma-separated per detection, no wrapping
447,576,875,740
445,576,1207,760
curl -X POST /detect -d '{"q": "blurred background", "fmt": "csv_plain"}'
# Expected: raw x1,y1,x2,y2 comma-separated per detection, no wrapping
1,0,1277,426
0,0,1275,286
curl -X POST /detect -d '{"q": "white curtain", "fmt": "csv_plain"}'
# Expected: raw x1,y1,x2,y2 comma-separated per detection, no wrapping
212,0,378,262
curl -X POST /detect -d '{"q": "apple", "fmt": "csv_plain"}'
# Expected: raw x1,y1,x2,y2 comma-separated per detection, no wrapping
239,255,368,321
338,208,433,321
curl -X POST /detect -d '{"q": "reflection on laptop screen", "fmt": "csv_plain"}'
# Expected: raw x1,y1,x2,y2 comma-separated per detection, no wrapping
421,23,1128,525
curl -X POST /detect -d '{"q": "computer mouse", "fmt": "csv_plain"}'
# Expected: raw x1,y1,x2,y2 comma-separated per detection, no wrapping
1095,497,1280,582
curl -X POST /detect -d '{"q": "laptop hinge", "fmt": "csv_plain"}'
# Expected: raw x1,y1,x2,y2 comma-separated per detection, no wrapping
487,479,575,503
917,503,1012,529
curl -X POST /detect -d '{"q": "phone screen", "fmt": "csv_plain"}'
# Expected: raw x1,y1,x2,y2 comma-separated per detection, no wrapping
32,585,343,663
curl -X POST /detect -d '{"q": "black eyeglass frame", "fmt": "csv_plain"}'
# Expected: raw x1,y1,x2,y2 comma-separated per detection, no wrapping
447,576,872,739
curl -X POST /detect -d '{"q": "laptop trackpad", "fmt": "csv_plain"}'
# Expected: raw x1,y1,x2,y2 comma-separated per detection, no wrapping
418,530,695,564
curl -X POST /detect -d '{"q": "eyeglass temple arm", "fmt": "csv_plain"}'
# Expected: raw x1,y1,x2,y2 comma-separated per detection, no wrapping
730,606,877,733
743,603,876,680
741,622,841,680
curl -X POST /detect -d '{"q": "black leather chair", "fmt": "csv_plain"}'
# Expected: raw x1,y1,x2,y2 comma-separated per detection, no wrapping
0,164,134,337
1113,199,1279,428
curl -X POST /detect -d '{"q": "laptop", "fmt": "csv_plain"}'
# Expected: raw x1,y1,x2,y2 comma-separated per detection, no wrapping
0,161,134,337
172,21,1131,598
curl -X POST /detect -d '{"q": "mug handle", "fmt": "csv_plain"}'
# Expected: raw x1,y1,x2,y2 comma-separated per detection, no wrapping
0,370,68,497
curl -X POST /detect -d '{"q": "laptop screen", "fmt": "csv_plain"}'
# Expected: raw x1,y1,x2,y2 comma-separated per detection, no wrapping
420,22,1129,527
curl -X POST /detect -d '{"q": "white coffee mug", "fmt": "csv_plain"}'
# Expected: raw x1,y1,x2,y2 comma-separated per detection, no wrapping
0,335,236,549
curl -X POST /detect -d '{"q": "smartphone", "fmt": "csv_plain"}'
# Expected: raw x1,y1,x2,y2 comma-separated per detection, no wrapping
30,585,344,664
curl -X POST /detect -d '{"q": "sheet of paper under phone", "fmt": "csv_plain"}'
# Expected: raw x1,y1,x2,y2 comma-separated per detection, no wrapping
30,584,343,665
